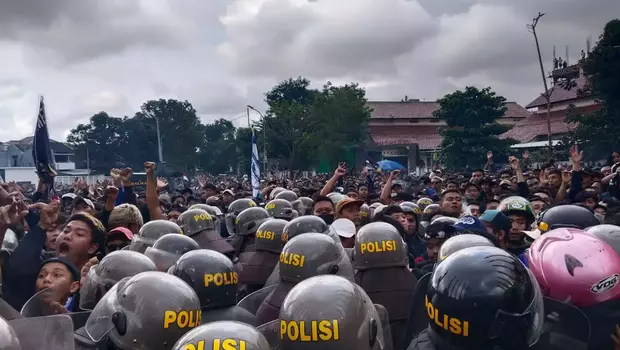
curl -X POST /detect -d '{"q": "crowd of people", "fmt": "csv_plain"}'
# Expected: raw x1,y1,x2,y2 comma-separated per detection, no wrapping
0,147,619,349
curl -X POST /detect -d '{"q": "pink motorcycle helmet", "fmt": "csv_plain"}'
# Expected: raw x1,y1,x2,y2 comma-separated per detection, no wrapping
527,227,620,308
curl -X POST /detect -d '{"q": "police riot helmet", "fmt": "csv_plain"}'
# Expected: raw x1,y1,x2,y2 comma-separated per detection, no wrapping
178,209,216,235
282,216,328,241
585,224,620,255
422,204,441,222
225,199,258,235
278,275,387,350
255,219,288,254
426,246,544,350
168,250,238,310
129,220,183,253
430,216,459,225
354,222,408,270
0,316,21,350
275,190,298,203
206,196,220,206
265,199,296,220
360,204,371,225
189,204,212,212
416,198,434,210
292,197,314,216
269,187,286,200
145,233,200,272
536,204,600,234
173,321,270,350
498,196,536,226
327,192,346,205
400,202,421,215
437,234,494,262
85,271,202,349
280,233,354,284
234,207,270,237
80,250,157,310
372,205,386,219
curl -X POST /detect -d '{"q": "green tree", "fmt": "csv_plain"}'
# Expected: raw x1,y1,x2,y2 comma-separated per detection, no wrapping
565,19,620,155
257,77,370,171
137,99,205,172
258,77,318,170
67,112,129,172
198,118,237,174
434,86,517,170
309,82,371,169
234,127,254,176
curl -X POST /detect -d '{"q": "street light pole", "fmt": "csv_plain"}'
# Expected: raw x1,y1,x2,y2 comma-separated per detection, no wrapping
155,115,164,164
247,105,267,174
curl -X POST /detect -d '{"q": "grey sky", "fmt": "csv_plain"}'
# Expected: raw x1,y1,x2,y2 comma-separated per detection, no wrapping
0,0,617,141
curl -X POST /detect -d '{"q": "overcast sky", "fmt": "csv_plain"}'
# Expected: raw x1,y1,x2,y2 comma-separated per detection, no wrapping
0,0,617,142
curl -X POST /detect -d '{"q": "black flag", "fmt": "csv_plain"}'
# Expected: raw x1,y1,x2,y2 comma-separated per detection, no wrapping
32,96,56,199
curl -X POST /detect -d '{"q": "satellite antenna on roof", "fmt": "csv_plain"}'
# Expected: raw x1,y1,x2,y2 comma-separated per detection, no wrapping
586,36,592,53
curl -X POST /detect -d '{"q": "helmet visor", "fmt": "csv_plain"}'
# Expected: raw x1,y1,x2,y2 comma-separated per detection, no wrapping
127,236,156,254
79,268,114,311
225,214,237,235
144,247,181,272
490,268,545,347
85,280,124,342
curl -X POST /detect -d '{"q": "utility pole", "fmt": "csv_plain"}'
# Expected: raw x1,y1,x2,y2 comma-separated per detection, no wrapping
527,12,554,160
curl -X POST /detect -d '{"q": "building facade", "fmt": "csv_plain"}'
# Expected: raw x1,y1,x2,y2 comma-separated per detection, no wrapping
0,137,81,184
502,62,598,145
365,99,530,173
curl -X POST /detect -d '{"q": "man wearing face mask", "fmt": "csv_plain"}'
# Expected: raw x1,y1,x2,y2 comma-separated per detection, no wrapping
312,195,336,225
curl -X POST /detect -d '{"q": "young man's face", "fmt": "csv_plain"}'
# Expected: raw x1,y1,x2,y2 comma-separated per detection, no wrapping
339,204,361,226
390,212,408,231
486,201,499,210
531,200,545,216
222,193,233,204
595,207,607,216
440,193,462,216
56,221,97,267
36,262,79,302
313,201,334,216
358,186,368,198
45,228,61,252
508,214,527,241
426,238,445,261
168,210,182,223
464,186,479,200
467,205,480,218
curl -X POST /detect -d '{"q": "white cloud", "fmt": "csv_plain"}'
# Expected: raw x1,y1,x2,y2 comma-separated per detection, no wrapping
0,0,617,142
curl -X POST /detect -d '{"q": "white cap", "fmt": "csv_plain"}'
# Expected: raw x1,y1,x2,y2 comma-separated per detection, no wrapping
62,193,77,199
330,218,357,238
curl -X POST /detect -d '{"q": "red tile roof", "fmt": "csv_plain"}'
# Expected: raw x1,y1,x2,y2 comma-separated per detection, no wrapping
502,104,600,143
525,76,588,108
370,126,442,150
368,101,530,120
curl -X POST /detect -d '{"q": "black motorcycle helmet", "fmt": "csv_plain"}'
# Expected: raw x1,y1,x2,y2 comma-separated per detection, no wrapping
225,199,258,235
537,204,600,234
426,246,544,350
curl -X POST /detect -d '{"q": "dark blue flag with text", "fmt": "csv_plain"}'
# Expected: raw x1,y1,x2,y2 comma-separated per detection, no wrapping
32,96,57,199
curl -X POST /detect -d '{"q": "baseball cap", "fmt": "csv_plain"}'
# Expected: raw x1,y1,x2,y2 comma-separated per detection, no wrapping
222,189,234,195
453,215,487,234
73,196,95,210
330,218,356,238
335,197,364,214
107,227,134,241
479,210,511,233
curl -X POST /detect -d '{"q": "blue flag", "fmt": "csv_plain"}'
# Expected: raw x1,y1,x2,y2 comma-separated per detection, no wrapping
32,96,56,199
251,129,261,199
